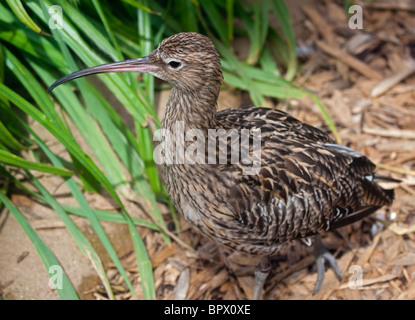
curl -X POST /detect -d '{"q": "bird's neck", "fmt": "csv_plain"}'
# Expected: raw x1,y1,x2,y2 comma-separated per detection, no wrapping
162,86,219,133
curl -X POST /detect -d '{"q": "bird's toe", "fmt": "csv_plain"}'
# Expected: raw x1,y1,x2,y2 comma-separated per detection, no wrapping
312,235,342,295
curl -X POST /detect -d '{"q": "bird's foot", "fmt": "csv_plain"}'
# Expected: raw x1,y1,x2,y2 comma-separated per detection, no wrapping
312,235,342,295
253,256,271,300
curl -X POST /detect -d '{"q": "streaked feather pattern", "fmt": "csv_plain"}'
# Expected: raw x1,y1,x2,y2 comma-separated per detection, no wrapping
164,104,394,255
47,31,397,297
152,33,395,256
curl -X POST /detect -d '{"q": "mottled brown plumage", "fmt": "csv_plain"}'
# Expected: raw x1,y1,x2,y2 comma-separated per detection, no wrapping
49,32,395,298
155,33,394,255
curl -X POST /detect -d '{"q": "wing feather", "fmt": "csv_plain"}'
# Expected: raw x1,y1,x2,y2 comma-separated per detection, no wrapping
211,107,394,253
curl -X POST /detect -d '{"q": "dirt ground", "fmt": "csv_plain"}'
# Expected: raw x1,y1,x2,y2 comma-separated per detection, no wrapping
1,0,415,300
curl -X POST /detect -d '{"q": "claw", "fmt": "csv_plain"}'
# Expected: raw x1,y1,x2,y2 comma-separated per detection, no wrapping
312,235,342,295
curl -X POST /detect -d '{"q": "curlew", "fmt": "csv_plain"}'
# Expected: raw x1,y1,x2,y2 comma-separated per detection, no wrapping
49,32,395,299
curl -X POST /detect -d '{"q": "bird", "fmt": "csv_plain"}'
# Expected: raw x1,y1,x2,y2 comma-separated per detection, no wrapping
49,32,395,299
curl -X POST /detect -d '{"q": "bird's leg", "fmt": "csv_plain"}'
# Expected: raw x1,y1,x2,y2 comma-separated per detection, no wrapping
312,235,342,294
252,256,271,300
217,246,236,278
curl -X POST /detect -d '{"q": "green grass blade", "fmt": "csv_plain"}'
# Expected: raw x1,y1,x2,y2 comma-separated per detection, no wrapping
176,0,199,32
226,0,234,42
6,64,157,298
5,0,43,33
309,93,341,143
259,47,280,77
28,171,115,300
92,0,123,59
138,0,155,104
0,3,65,67
0,85,138,292
64,205,161,231
200,0,230,47
149,1,182,33
215,40,264,106
0,41,4,82
244,0,270,65
0,120,26,150
135,0,169,240
0,165,162,232
0,149,73,177
121,0,159,14
269,0,297,80
61,3,119,62
2,46,67,130
30,128,137,295
0,193,79,300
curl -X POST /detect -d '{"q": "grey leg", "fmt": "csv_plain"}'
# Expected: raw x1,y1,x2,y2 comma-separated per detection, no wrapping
252,256,271,300
313,235,342,295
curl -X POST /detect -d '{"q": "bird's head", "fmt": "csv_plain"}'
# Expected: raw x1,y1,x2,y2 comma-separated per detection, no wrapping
48,32,222,93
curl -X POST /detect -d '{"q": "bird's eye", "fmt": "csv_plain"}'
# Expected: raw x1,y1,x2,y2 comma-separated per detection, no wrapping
168,61,181,69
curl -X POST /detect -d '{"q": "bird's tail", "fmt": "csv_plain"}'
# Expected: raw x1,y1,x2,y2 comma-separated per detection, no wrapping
328,205,381,231
361,174,396,207
372,173,401,183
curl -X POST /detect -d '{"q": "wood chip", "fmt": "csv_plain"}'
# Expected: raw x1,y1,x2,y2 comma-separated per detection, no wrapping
366,273,400,287
189,268,229,300
316,40,383,80
376,164,415,177
16,251,29,264
394,280,415,300
174,268,190,300
362,127,415,140
151,243,177,269
387,222,415,236
303,6,336,45
346,34,376,55
371,64,415,97
390,253,415,266
356,233,382,267
340,273,399,289
386,151,415,166
366,1,415,12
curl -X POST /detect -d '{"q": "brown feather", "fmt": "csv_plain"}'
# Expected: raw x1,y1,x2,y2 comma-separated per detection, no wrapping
140,32,397,256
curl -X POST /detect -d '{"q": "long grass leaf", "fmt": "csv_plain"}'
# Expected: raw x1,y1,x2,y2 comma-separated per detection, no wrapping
200,0,229,47
121,0,160,14
0,85,138,291
215,40,264,106
269,0,297,80
0,193,79,300
0,3,65,67
246,0,269,65
2,46,67,130
0,149,73,177
226,0,234,42
0,165,161,232
28,171,115,300
30,128,137,295
5,0,43,33
92,0,123,59
0,120,26,150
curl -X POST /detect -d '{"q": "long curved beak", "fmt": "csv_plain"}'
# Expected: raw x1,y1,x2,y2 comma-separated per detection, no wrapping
48,56,153,92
